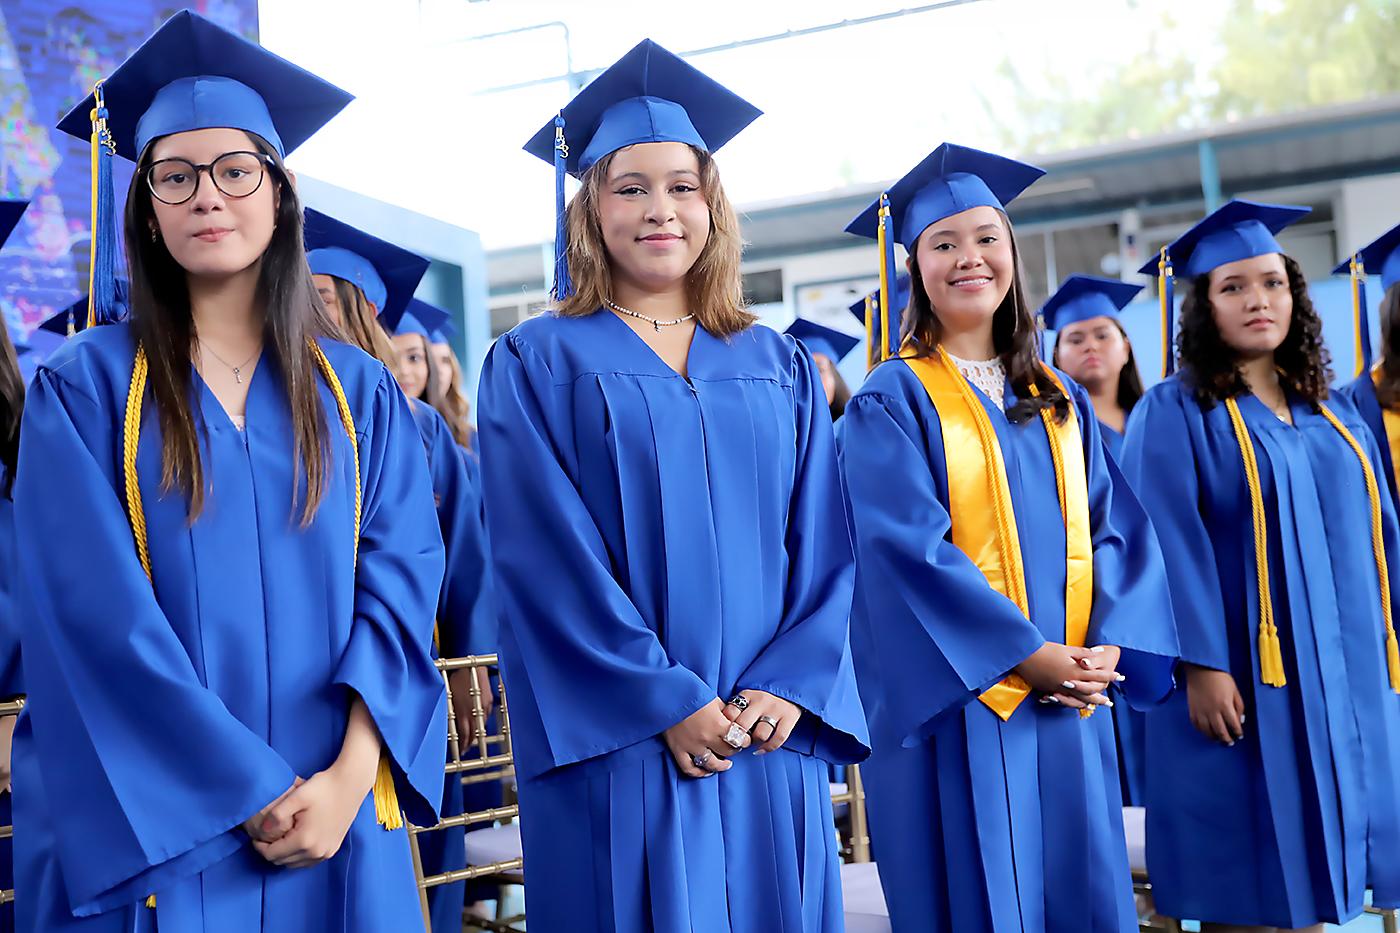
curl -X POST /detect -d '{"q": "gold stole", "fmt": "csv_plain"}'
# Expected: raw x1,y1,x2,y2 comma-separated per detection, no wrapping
903,346,1094,720
1373,367,1400,501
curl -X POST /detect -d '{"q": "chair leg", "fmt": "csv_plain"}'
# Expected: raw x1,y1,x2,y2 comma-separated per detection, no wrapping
1385,908,1399,933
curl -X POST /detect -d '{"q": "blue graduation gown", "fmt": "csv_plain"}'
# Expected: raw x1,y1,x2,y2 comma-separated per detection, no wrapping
840,359,1177,933
405,398,495,931
12,324,447,932
1338,372,1399,509
0,470,18,933
1121,377,1400,927
1095,419,1147,807
477,311,869,933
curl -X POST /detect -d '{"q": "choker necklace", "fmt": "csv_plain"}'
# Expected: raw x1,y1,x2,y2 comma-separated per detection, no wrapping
604,298,695,333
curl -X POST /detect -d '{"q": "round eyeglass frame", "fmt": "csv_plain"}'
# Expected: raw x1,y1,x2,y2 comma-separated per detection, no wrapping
144,151,277,206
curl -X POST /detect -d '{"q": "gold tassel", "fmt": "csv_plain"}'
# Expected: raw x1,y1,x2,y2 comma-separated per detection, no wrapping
1388,630,1400,694
145,894,156,909
373,754,402,830
1258,618,1286,688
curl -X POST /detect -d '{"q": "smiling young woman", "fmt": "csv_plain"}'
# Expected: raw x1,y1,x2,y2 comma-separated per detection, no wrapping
14,13,446,931
477,40,867,933
1122,200,1400,933
838,143,1179,932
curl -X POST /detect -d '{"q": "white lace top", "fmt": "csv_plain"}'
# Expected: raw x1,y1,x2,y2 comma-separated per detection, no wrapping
947,352,1007,409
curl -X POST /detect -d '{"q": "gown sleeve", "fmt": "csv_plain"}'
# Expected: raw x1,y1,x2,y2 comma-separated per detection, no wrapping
478,334,715,779
332,367,448,828
1067,380,1179,708
840,383,1047,747
1120,384,1231,672
0,488,21,698
422,406,496,657
733,348,869,764
14,367,299,916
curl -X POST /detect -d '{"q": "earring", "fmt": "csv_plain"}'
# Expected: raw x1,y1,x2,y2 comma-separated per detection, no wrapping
150,227,160,243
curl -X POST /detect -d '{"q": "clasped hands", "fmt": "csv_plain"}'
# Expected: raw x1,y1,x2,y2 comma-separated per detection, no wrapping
662,690,802,779
1015,643,1125,710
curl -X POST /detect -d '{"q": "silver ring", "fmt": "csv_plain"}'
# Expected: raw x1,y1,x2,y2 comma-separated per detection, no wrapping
692,751,714,768
756,715,779,730
726,694,749,711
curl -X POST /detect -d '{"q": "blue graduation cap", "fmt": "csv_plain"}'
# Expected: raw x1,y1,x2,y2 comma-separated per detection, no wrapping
848,274,912,368
845,144,1043,366
785,318,860,364
1136,198,1309,377
1040,275,1143,331
40,280,130,337
55,10,352,327
400,298,455,344
0,199,27,249
392,298,451,339
1333,222,1400,376
304,208,430,329
523,39,762,301
430,317,457,345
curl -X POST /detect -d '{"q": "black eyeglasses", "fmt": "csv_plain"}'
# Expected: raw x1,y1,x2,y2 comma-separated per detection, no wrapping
144,151,276,205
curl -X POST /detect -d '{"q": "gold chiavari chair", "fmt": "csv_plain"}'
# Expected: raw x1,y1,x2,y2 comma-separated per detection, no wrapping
408,654,523,933
0,697,25,911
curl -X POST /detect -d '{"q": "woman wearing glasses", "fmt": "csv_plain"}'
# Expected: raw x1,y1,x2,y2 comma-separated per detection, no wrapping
13,14,445,932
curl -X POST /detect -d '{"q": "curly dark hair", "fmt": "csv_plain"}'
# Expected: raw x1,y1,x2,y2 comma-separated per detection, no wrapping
1177,254,1331,407
1374,283,1400,409
895,210,1070,425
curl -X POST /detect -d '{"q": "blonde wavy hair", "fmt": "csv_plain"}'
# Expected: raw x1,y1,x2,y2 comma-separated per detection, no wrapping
329,276,401,379
553,145,755,336
433,350,475,450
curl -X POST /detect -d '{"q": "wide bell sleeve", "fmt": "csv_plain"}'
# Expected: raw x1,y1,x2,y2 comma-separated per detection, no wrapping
477,334,715,779
1067,379,1179,708
1121,385,1231,672
840,385,1046,747
733,347,869,764
14,367,299,916
332,367,447,827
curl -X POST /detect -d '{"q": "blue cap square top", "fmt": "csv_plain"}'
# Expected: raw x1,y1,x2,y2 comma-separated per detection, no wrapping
55,9,352,326
304,208,430,329
522,39,761,302
1137,198,1309,376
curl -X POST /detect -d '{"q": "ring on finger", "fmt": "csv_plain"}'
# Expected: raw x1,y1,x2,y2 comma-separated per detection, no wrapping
752,715,780,740
692,750,714,769
723,723,748,749
726,694,749,711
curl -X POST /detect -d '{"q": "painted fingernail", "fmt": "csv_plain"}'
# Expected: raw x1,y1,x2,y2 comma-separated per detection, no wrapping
1239,715,1246,723
1062,680,1077,690
1090,646,1106,653
1103,699,1114,707
1115,673,1127,682
1045,694,1062,704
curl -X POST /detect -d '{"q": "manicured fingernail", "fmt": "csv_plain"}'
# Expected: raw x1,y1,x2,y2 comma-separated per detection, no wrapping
1090,646,1105,653
1115,673,1126,682
1239,715,1246,723
1045,694,1062,705
1103,699,1114,707
1062,680,1077,690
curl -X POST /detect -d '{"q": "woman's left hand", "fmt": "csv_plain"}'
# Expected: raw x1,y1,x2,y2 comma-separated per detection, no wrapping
1042,645,1123,708
722,690,803,755
250,762,375,868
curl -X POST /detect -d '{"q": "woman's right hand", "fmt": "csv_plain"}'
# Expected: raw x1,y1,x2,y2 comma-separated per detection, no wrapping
1185,663,1245,746
243,778,304,843
662,699,740,779
1014,642,1116,707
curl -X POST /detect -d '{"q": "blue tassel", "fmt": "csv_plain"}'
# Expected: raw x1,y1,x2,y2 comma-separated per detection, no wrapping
1161,251,1176,377
1358,275,1374,374
88,85,120,327
551,114,572,302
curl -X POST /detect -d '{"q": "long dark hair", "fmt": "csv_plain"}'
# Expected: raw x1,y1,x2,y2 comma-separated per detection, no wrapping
1053,319,1145,414
0,324,22,497
898,211,1070,424
1374,283,1400,409
1177,254,1331,407
125,132,335,523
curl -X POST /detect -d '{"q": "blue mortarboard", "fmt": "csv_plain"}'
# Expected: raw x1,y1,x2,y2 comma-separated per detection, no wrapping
1040,275,1143,331
523,39,762,301
40,280,129,337
0,199,28,248
304,208,430,328
402,298,455,344
846,143,1045,252
393,299,450,339
1137,198,1309,377
1332,221,1400,375
847,273,912,367
431,317,458,344
785,318,860,364
55,10,352,328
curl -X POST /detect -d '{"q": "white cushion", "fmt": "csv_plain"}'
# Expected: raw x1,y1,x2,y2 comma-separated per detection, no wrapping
841,861,891,933
463,822,524,881
830,782,849,816
1123,806,1147,874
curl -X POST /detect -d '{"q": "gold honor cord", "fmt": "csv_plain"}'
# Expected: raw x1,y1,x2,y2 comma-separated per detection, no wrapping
1351,255,1367,379
120,342,402,918
1373,368,1400,503
1158,247,1173,379
1226,395,1400,692
904,347,1094,719
864,295,876,373
876,195,893,364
